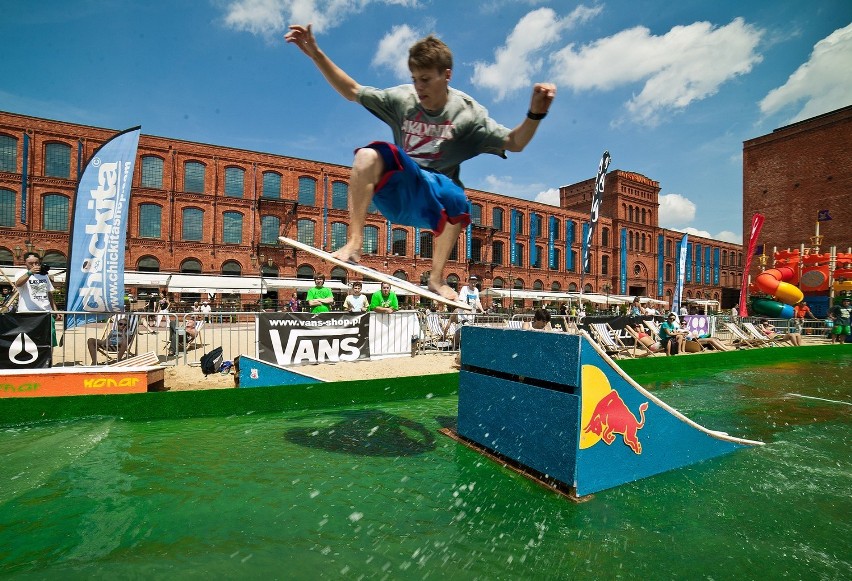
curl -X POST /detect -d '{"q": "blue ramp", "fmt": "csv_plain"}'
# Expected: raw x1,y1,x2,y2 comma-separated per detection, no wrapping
238,355,323,388
456,327,762,497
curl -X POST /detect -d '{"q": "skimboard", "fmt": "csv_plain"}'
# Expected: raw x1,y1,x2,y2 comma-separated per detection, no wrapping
279,236,473,311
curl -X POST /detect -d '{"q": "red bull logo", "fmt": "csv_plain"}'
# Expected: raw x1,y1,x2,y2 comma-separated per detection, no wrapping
580,365,649,455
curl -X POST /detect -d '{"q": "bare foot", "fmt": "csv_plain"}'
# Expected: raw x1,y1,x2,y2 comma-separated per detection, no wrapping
428,279,459,301
330,242,361,263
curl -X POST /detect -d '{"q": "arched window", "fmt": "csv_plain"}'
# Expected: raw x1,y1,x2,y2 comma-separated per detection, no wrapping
331,181,348,210
551,248,560,270
261,216,280,245
180,258,202,273
513,278,524,290
665,263,673,281
533,280,544,291
43,194,69,231
184,161,205,193
471,203,482,226
0,188,15,227
493,277,504,289
393,270,407,281
297,265,315,279
534,245,543,268
551,281,561,291
641,208,647,224
330,266,348,282
514,243,524,266
182,208,203,241
420,231,433,259
629,206,634,222
392,228,407,256
261,264,279,277
568,282,578,292
584,283,593,293
297,219,315,245
492,241,504,265
224,167,245,198
492,207,504,231
471,238,482,262
138,256,160,272
666,239,673,257
641,233,646,252
41,251,66,268
223,212,243,244
140,156,164,189
45,142,70,178
330,222,347,252
0,248,13,266
138,203,162,238
513,211,524,234
262,171,281,199
222,261,242,276
0,134,17,172
298,176,316,206
601,227,609,247
601,255,609,275
362,225,379,254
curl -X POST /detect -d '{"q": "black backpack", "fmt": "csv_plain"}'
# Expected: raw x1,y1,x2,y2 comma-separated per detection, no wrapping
200,346,223,376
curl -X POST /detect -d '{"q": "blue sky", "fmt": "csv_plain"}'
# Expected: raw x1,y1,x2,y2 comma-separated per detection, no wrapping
3,1,851,244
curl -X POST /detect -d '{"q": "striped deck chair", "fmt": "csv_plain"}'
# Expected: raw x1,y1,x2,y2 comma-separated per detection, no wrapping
97,314,140,362
419,312,454,351
721,322,766,348
623,323,664,357
741,322,794,346
589,323,632,358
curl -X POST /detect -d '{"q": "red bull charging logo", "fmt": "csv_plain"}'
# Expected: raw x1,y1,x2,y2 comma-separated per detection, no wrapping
580,365,649,455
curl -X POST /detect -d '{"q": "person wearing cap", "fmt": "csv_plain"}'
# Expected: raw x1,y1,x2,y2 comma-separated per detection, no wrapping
306,274,334,313
343,281,369,313
659,312,687,355
459,275,484,312
829,297,851,344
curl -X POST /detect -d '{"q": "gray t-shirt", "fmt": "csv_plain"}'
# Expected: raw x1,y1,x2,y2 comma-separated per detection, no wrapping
357,85,511,186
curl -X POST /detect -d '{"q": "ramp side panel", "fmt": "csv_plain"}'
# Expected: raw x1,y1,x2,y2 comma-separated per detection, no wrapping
461,327,581,388
458,371,579,486
575,337,744,496
238,355,323,388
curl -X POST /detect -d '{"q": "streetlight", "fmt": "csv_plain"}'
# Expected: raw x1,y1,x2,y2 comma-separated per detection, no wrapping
603,283,611,308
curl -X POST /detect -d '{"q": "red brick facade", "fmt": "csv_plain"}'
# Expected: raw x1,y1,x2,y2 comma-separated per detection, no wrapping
0,111,742,308
743,105,852,279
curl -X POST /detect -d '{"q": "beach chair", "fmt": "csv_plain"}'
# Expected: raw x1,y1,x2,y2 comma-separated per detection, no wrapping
418,312,454,351
721,322,765,348
589,323,632,358
623,323,664,357
506,319,524,330
741,322,794,346
97,314,140,362
164,319,205,355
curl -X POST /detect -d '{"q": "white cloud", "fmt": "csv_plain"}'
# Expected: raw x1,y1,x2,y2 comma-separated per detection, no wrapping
534,187,560,206
471,5,601,100
658,193,696,227
713,230,742,244
222,0,420,37
550,17,764,125
481,174,550,200
759,23,852,123
372,24,421,81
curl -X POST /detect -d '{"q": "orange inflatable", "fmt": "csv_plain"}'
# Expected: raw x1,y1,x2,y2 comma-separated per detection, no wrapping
754,267,804,305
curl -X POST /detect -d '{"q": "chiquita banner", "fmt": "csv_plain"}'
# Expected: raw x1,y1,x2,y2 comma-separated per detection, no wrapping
0,313,52,369
65,127,141,330
258,312,371,366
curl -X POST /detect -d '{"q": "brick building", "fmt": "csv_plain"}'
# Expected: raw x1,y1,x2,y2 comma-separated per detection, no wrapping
743,105,852,270
0,110,742,310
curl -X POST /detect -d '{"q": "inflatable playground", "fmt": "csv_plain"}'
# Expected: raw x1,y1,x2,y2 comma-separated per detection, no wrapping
748,246,852,318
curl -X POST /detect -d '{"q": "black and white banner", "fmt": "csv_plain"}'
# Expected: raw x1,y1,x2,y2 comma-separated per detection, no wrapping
258,312,371,366
0,314,53,369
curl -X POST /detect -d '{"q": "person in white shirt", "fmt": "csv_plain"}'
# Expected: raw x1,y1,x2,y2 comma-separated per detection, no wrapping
15,252,59,314
343,281,369,313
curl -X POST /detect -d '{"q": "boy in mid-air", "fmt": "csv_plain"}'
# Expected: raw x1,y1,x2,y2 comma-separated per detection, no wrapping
285,24,556,301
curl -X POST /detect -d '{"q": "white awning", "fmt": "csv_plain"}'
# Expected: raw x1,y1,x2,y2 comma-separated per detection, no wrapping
166,274,266,295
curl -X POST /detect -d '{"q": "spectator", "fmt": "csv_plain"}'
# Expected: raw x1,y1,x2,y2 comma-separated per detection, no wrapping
168,318,199,356
758,318,803,346
200,300,212,322
288,293,300,313
343,281,369,312
523,308,555,331
793,300,817,334
828,297,851,344
369,282,398,313
15,252,59,315
306,274,334,313
87,319,130,364
660,313,687,355
156,292,170,328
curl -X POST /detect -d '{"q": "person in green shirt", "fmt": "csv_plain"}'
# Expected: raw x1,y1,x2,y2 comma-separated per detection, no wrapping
306,274,334,313
369,282,398,313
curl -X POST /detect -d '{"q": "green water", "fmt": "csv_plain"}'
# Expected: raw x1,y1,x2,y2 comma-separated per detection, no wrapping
0,360,849,579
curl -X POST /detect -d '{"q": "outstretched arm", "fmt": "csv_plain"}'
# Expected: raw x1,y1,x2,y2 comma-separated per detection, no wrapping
285,24,361,102
503,83,556,153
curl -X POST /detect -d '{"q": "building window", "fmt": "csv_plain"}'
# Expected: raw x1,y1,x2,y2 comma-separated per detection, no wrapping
184,161,205,193
0,135,17,172
45,142,71,178
181,258,202,273
141,156,164,189
331,222,347,252
0,189,15,227
492,207,504,231
0,248,14,266
223,211,243,244
666,239,673,257
471,204,482,226
298,176,316,206
665,263,673,281
331,181,348,210
138,256,160,272
551,248,561,270
262,172,281,199
42,251,66,268
261,216,280,244
513,211,524,235
222,260,242,276
224,167,245,198
531,214,543,238
551,281,561,291
362,225,379,254
449,241,459,262
601,227,609,247
533,245,543,268
182,208,203,241
297,219,315,245
138,204,162,238
514,243,524,266
492,241,503,265
420,231,434,259
392,228,407,256
551,218,560,240
43,194,69,231
470,238,482,262
601,255,609,275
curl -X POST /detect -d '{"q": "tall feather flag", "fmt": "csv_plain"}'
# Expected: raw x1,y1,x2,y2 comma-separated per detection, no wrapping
582,151,611,273
64,127,141,330
672,233,689,314
738,213,765,317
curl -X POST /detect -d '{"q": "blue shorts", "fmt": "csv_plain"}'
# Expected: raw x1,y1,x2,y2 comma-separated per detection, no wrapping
359,142,471,234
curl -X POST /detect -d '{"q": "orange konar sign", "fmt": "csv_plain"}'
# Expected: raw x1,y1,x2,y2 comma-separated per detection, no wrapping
0,369,150,398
